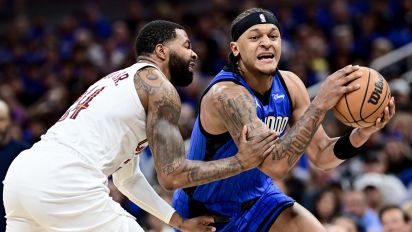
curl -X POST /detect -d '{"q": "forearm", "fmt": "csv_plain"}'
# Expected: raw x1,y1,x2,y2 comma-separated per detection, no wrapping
260,103,326,179
150,119,244,189
316,129,369,167
167,155,245,189
309,137,345,170
309,128,368,170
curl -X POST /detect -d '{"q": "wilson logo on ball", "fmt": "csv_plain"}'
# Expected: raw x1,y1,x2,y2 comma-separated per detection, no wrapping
367,75,384,105
332,66,391,128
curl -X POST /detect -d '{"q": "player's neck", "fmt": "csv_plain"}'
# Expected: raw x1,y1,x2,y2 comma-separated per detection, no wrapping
239,68,273,95
137,56,171,79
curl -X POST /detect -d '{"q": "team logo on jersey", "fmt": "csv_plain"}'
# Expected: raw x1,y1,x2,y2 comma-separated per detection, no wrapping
259,14,266,23
264,116,289,136
272,93,285,101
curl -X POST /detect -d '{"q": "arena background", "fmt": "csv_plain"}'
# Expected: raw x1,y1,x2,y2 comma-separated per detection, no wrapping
0,0,411,231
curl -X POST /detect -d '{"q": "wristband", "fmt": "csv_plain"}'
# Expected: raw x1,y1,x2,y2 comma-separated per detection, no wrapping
333,132,361,160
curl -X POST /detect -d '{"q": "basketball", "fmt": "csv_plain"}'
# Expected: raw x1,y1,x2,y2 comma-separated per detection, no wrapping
332,66,391,128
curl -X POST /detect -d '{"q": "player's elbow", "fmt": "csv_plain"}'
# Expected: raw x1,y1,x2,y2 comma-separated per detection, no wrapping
310,155,337,171
157,175,182,191
157,176,175,191
260,166,289,181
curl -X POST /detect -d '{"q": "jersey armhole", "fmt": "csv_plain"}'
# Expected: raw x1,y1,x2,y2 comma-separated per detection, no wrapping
198,78,242,139
277,70,294,113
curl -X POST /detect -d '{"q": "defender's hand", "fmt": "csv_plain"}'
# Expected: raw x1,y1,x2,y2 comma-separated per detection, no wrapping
359,96,396,136
312,65,362,111
180,216,216,232
236,125,277,170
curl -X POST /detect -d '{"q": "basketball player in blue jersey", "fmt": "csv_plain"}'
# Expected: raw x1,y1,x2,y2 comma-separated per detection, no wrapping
173,8,395,232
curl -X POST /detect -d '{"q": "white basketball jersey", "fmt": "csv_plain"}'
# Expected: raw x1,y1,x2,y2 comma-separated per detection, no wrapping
41,63,155,176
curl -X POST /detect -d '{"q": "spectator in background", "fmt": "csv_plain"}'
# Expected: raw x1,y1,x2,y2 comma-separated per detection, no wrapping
354,151,408,209
0,99,30,231
403,201,412,229
326,224,349,232
342,190,382,232
313,188,342,225
379,204,411,232
333,214,365,232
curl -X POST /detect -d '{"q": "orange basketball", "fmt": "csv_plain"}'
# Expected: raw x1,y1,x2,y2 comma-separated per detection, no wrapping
332,66,391,128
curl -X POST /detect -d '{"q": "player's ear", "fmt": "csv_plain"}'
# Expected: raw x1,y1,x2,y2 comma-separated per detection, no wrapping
230,42,239,57
154,44,168,60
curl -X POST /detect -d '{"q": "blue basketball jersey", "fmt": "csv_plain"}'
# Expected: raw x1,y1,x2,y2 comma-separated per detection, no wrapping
173,68,293,219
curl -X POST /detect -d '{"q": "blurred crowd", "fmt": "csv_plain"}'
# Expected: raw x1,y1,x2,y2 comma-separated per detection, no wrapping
0,0,412,231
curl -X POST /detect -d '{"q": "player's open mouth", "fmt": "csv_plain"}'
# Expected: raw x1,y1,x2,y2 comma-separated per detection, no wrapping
257,53,275,62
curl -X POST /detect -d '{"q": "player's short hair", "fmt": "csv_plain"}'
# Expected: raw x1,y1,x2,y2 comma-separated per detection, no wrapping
135,20,184,57
379,204,410,222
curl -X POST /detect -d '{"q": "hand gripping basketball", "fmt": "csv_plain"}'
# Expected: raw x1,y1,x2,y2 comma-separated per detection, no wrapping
332,66,392,128
312,65,363,111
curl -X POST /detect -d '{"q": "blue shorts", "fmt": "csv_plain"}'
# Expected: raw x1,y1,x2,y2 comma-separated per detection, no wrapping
172,189,294,232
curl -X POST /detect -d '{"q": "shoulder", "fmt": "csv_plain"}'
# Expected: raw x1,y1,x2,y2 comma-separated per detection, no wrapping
134,66,175,94
206,81,251,100
133,66,180,112
278,70,310,109
278,70,307,91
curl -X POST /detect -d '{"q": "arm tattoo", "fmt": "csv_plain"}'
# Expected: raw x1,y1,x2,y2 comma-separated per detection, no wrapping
183,155,243,186
150,93,182,175
152,120,185,175
134,68,162,95
271,104,323,166
135,67,184,176
215,90,258,139
137,74,253,186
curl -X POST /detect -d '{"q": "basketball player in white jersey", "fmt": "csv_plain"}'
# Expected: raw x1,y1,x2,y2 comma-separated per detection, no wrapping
2,20,277,232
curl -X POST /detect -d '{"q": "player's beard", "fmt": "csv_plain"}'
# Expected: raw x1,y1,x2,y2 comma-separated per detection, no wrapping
168,51,193,87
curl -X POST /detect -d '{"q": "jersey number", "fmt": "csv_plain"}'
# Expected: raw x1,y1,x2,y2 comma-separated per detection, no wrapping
59,86,106,121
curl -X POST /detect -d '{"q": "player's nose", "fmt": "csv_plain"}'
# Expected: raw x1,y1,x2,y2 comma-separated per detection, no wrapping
191,50,198,60
260,35,272,47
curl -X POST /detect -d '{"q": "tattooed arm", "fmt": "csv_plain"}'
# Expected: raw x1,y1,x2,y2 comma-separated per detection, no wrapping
201,65,362,180
135,67,276,190
202,82,324,180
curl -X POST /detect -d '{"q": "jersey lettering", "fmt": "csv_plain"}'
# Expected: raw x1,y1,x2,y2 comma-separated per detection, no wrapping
264,116,289,135
103,71,129,86
59,85,106,121
134,139,148,155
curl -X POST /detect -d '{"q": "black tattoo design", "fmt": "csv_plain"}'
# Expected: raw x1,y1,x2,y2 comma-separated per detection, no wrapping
271,105,323,166
134,68,162,95
184,156,243,186
138,69,250,186
215,89,256,138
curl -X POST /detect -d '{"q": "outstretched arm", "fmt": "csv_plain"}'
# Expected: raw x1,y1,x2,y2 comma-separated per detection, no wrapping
134,67,275,191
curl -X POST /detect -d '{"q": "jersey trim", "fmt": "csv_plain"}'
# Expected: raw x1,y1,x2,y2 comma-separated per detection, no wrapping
277,71,294,110
198,77,242,138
